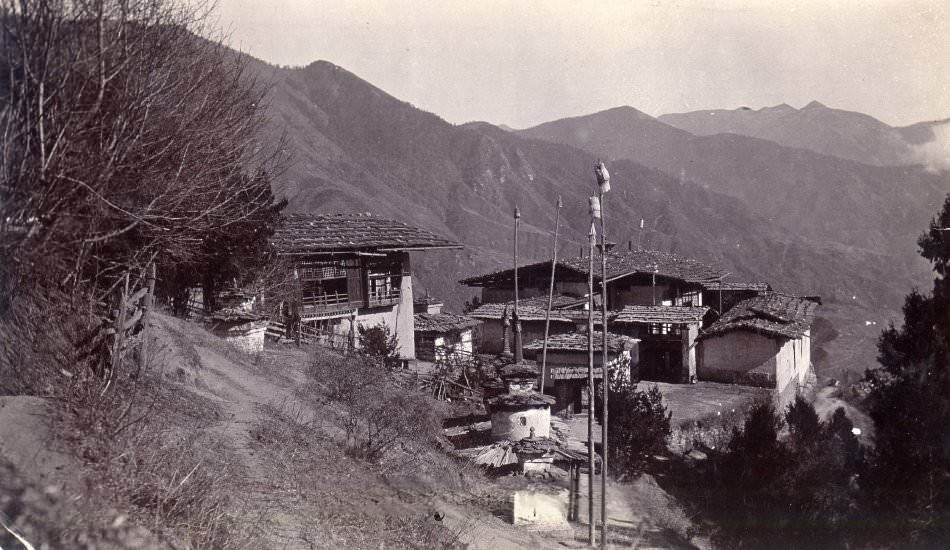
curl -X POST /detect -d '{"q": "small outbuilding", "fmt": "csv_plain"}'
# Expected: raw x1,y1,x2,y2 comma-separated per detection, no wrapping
413,312,481,362
697,293,818,403
523,331,638,416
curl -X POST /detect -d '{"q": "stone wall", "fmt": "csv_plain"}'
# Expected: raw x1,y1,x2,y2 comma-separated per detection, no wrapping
512,488,570,530
210,320,268,354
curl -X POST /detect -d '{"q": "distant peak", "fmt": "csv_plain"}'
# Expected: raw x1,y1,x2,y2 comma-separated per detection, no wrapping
762,103,795,112
306,59,338,70
597,105,653,120
602,105,644,114
804,100,827,109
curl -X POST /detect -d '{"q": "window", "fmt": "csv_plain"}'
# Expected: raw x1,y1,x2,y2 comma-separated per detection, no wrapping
648,323,681,336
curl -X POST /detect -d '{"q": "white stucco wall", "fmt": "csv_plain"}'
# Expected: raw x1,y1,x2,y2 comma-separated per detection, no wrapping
460,329,473,355
683,324,699,380
491,406,551,441
698,331,780,386
699,329,811,397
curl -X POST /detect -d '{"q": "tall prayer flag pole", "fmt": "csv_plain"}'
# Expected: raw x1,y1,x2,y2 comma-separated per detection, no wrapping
595,161,611,548
540,196,563,392
586,216,597,545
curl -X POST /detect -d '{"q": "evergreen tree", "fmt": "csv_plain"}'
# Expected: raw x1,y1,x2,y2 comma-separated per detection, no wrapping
863,194,950,546
605,381,671,479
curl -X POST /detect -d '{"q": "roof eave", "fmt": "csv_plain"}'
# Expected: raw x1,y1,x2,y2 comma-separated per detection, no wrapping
379,244,464,252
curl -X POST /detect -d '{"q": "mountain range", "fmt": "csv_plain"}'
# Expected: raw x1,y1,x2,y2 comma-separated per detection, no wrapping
251,58,948,317
656,101,950,168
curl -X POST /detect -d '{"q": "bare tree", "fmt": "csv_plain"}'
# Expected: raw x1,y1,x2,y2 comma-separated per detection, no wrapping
0,0,285,390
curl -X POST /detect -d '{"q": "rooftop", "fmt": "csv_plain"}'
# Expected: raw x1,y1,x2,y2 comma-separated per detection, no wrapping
468,301,575,323
700,292,819,340
460,249,726,287
614,305,710,325
272,213,462,255
702,281,772,292
487,392,556,410
523,331,636,353
413,313,481,334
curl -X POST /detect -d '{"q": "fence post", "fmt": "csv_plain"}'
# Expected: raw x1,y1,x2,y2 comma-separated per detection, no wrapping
138,263,156,371
105,272,130,394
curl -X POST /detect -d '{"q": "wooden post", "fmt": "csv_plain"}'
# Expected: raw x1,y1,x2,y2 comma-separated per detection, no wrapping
540,196,563,392
600,188,609,549
105,272,130,394
513,206,523,364
586,219,596,545
138,262,156,371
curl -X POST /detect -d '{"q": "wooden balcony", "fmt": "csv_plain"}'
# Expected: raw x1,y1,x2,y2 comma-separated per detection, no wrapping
301,291,355,316
368,286,401,307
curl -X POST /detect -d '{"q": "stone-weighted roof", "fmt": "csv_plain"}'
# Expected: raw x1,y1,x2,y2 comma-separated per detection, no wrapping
413,313,481,334
614,306,710,325
523,331,636,353
468,302,575,323
487,392,556,411
273,213,462,254
702,281,772,292
460,249,725,287
699,293,818,340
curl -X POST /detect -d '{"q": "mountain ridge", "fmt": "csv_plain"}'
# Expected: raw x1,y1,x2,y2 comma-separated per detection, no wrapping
658,101,926,167
249,56,940,314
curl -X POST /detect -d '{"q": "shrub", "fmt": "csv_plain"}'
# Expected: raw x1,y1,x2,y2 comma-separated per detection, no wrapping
606,381,672,479
308,350,441,461
358,323,402,370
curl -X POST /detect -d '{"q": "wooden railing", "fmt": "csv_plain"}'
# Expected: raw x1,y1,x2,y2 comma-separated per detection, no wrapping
301,292,354,315
368,286,400,307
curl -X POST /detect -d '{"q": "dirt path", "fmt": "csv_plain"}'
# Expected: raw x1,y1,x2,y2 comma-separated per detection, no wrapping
152,313,707,549
813,386,875,445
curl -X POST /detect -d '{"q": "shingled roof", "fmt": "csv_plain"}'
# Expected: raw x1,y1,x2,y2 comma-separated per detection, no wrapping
413,313,481,334
523,331,636,353
459,249,725,286
614,306,710,325
467,295,588,323
272,213,462,254
702,281,772,292
699,293,818,340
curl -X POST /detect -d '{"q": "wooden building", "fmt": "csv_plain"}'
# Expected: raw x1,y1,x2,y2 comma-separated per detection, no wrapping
523,331,638,416
413,313,481,362
697,293,818,403
612,305,712,383
459,249,726,310
271,214,462,360
461,249,722,385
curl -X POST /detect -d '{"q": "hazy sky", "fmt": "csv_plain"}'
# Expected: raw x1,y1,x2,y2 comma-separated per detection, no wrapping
213,0,949,129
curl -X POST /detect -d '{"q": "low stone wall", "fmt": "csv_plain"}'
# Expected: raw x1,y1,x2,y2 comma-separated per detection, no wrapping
698,366,775,389
209,320,268,354
512,488,570,530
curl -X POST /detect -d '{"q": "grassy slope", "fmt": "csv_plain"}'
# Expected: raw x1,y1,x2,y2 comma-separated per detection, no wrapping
0,312,712,548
